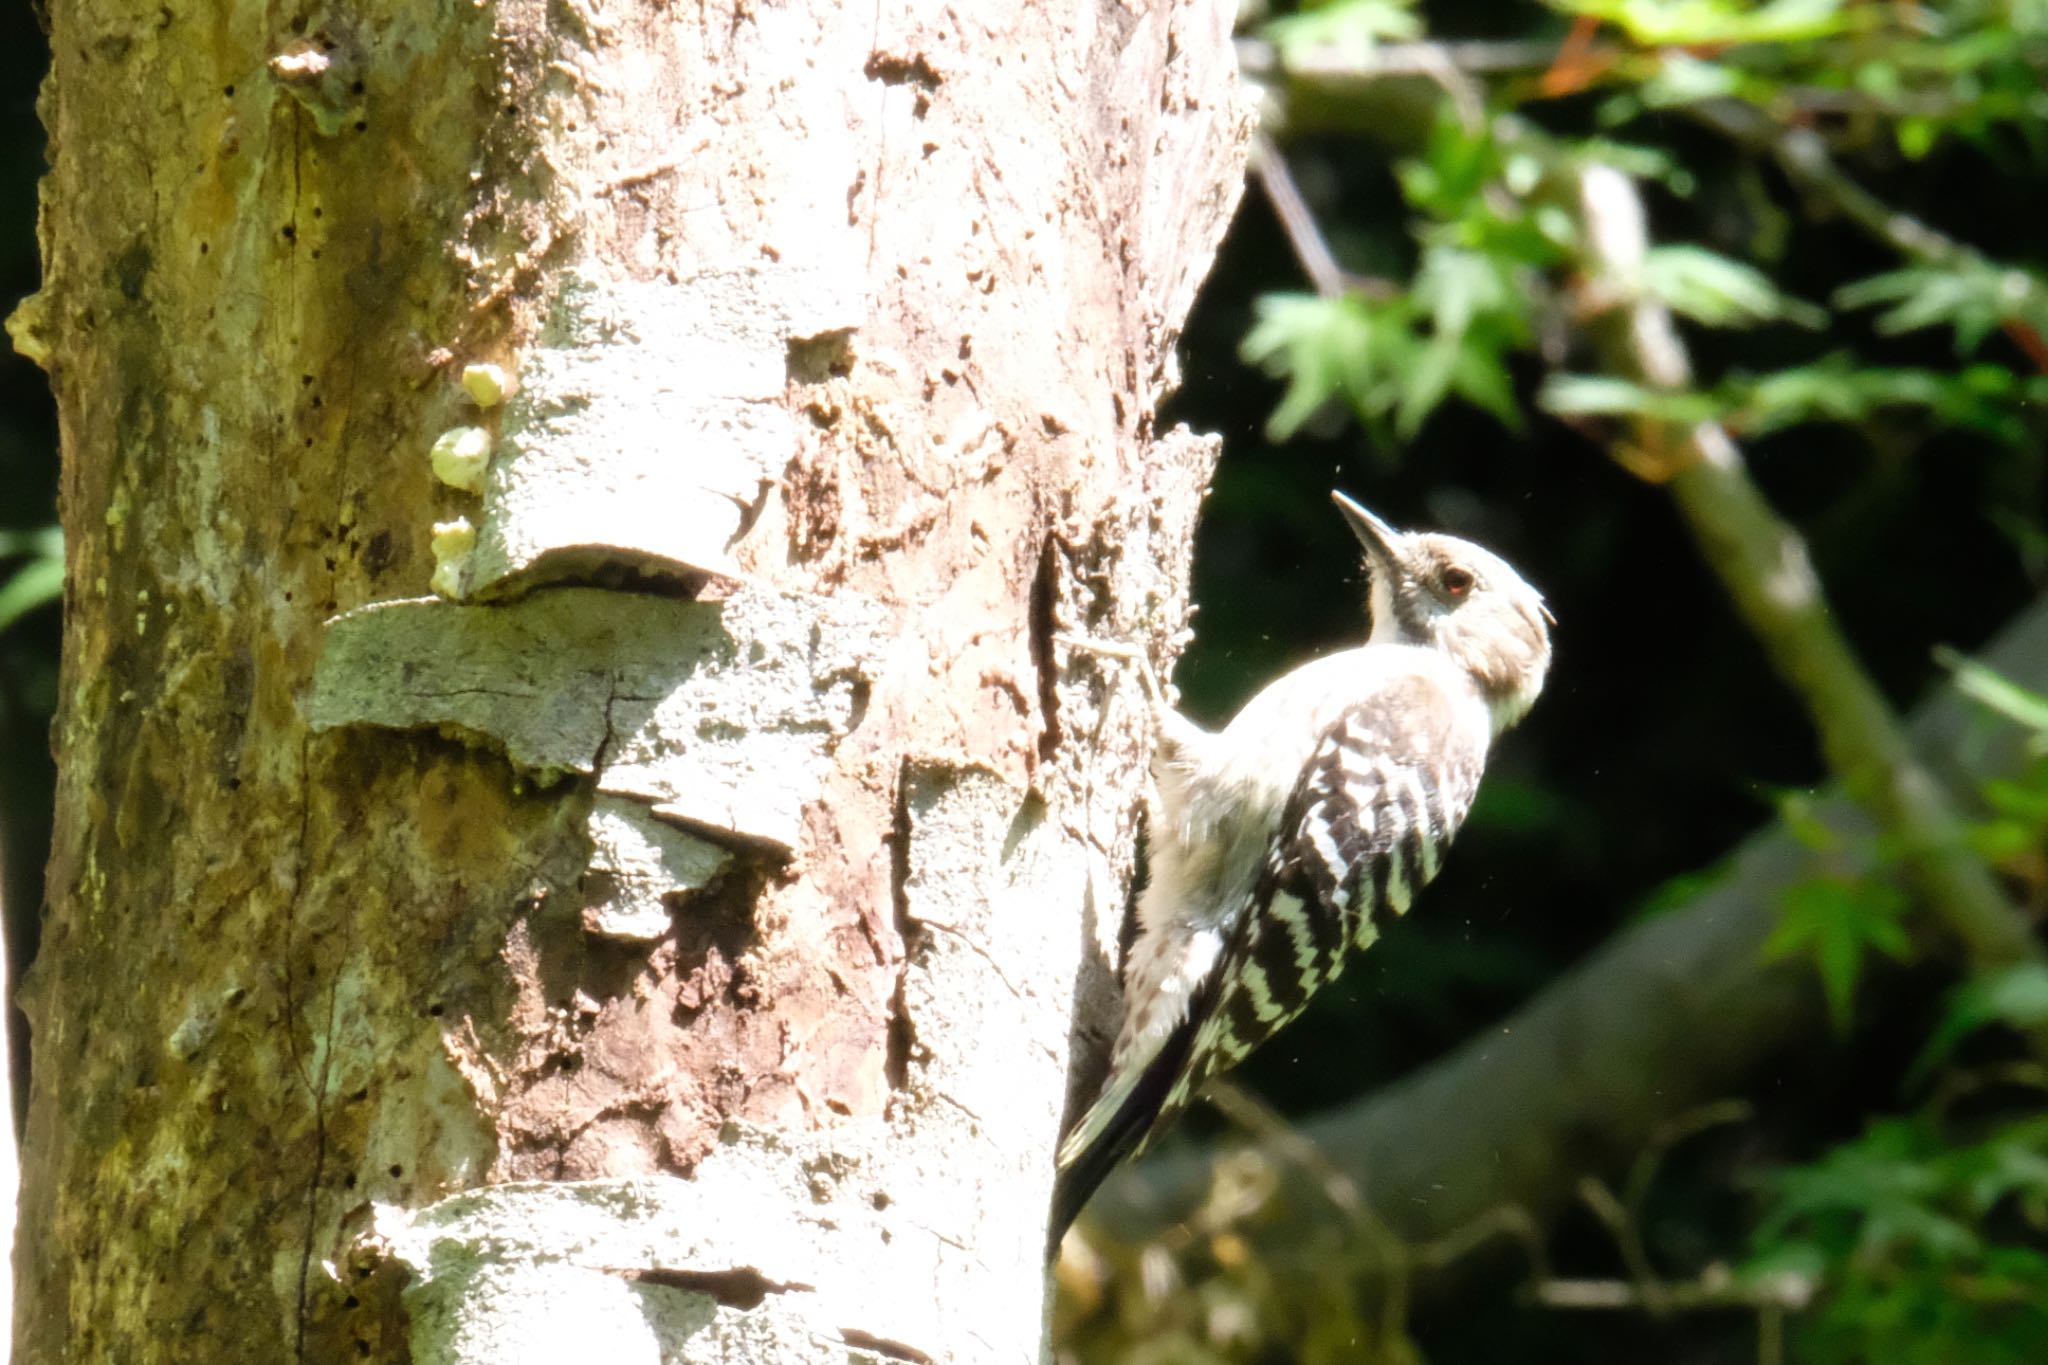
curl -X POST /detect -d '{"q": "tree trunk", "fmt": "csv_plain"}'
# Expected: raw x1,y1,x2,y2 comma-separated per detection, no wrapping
8,3,1249,1360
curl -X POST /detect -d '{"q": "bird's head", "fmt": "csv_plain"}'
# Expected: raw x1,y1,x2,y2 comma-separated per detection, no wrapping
1333,490,1553,732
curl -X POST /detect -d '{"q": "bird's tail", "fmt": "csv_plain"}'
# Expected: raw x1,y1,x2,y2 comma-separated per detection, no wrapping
1048,1011,1201,1249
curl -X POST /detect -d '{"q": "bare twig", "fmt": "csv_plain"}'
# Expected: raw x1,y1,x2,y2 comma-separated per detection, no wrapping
1529,1269,1810,1313
1688,101,1970,266
1203,1078,1362,1216
1577,1177,1668,1314
1249,133,1350,302
1239,38,1601,86
1202,1078,1416,1347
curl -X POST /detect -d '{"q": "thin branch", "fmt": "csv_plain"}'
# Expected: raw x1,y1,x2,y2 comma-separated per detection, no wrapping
1249,132,1349,301
1577,1177,1668,1315
1239,38,1596,85
1571,161,2043,977
1688,101,1971,267
1529,1272,1811,1313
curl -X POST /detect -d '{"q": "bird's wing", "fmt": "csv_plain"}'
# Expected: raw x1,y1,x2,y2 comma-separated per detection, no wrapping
1051,671,1484,1240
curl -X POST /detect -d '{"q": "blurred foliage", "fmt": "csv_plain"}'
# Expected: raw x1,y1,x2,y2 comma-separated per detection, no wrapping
1741,672,2048,1363
1746,1107,2048,1365
1067,0,2048,1362
1762,872,1913,1033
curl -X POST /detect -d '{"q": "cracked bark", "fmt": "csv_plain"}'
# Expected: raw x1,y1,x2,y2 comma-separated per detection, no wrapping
9,2,1249,1362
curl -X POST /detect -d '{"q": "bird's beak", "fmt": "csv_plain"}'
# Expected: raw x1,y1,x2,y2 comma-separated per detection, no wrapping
1331,491,1402,570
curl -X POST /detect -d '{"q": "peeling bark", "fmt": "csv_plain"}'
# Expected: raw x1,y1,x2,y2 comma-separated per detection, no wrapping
10,1,1248,1361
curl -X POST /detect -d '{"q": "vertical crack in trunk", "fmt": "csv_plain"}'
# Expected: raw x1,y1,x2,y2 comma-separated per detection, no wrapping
884,760,917,1092
1029,535,1062,764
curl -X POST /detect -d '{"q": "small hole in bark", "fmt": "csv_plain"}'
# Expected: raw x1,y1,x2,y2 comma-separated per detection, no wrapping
426,1002,444,1017
840,1328,934,1364
388,1164,404,1178
626,1266,809,1310
223,84,235,96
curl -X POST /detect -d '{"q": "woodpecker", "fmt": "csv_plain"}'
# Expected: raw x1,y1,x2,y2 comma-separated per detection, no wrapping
1052,491,1553,1240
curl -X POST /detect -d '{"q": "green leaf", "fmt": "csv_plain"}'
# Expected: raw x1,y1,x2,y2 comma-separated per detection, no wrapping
1762,876,1914,1032
1634,52,1747,110
0,540,64,635
0,525,61,559
1980,774,2048,823
1731,358,2048,442
1756,1118,1989,1264
1394,246,1530,435
1772,788,1839,853
1263,0,1422,62
1536,373,1720,424
1836,264,2048,354
1558,0,1853,47
1897,116,1939,160
1643,245,1827,329
1961,1122,2048,1214
1398,115,1509,223
1629,857,1734,921
1907,962,2048,1087
1446,335,1524,430
1241,292,1419,441
1936,646,2048,737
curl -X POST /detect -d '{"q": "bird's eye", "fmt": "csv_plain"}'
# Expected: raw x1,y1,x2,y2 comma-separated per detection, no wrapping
1441,565,1475,598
